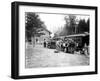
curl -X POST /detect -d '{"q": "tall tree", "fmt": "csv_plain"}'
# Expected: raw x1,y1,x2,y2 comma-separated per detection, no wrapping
54,15,77,37
56,15,76,36
25,12,45,41
77,19,89,33
64,15,77,35
86,19,90,32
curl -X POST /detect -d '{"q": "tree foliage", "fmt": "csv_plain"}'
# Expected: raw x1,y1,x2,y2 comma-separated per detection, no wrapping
54,15,77,37
25,12,45,41
64,15,76,35
77,19,89,33
54,15,90,37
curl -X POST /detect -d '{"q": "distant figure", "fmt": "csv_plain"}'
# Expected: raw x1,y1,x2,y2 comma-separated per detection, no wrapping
36,38,38,43
56,40,60,51
83,43,88,56
44,39,46,48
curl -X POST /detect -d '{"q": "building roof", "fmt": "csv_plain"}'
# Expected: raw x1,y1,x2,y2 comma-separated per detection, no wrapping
54,32,89,39
65,33,89,38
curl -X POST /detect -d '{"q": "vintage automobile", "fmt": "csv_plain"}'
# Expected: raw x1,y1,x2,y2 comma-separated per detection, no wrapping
61,33,89,54
47,39,56,49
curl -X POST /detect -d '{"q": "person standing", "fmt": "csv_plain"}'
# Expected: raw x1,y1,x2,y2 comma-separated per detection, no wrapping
56,40,60,51
44,39,46,48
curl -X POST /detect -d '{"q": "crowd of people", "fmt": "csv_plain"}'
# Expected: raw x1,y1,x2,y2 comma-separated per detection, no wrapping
43,38,89,56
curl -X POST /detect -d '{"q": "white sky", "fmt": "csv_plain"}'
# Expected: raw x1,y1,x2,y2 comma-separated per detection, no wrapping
38,13,89,37
39,13,66,33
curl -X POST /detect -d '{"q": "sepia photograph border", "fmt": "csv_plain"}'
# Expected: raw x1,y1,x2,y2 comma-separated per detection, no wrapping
11,1,98,79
